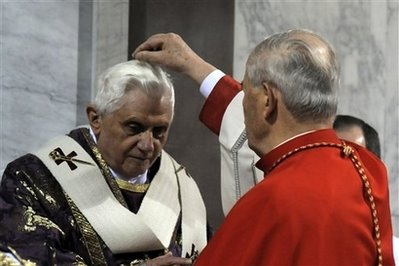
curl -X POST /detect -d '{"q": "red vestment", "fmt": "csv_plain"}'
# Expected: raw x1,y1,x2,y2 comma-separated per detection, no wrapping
197,75,395,265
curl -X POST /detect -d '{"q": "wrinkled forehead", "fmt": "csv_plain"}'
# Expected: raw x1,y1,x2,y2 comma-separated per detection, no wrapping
122,87,172,105
125,80,172,99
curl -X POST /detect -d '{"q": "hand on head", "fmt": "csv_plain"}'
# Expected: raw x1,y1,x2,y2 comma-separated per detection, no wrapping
133,33,216,84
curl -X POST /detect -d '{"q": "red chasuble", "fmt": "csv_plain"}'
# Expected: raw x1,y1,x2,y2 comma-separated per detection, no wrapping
197,75,395,265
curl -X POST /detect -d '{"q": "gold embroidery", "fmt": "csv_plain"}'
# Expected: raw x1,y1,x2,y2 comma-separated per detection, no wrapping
19,180,38,201
0,246,36,266
72,255,87,266
168,155,189,254
13,135,106,265
65,193,107,266
115,179,150,193
22,206,64,235
44,194,57,205
16,171,57,206
81,129,128,208
78,129,182,263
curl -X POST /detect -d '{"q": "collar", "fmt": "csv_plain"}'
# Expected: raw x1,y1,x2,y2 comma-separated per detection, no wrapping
273,130,316,149
256,129,340,173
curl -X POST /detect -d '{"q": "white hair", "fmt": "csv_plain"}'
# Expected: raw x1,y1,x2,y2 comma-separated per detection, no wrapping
246,29,339,123
94,60,175,116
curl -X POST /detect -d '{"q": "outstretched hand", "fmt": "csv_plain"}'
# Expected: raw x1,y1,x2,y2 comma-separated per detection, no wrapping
132,33,216,85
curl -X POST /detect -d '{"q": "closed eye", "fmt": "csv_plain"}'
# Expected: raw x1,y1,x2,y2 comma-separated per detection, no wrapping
153,126,167,139
126,122,144,135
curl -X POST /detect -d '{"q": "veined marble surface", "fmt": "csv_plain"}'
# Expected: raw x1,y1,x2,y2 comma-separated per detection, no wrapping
234,0,399,235
1,2,79,169
0,1,129,172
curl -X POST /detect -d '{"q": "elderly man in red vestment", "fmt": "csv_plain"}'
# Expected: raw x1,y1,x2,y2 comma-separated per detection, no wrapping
133,29,395,265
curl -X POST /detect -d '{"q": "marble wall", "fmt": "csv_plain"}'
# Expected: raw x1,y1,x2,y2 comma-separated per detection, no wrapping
1,1,79,171
234,0,398,234
1,1,129,172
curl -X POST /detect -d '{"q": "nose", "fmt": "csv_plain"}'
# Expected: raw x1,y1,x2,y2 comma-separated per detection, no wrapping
137,131,154,152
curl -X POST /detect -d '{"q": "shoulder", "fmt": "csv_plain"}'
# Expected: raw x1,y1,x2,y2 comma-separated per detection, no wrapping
355,144,387,175
2,153,62,199
3,153,46,178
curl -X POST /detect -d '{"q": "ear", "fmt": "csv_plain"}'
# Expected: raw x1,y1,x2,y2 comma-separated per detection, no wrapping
262,82,277,119
86,105,102,135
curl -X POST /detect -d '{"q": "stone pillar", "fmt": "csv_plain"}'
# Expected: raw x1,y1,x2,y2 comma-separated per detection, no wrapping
128,0,235,229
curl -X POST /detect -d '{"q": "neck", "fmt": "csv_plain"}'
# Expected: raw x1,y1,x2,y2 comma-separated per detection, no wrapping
255,121,332,157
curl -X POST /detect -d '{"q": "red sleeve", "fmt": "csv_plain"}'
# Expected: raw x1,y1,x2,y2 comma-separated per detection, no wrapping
199,75,242,135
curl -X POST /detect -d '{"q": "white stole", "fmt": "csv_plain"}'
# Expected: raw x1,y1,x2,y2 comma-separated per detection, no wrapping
33,135,207,256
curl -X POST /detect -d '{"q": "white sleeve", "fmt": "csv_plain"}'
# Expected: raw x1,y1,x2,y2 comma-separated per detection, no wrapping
218,91,263,216
199,69,263,216
199,69,225,98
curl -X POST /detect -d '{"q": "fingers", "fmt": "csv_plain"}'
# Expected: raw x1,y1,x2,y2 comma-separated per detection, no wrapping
132,33,168,58
134,50,165,65
144,252,192,266
162,252,192,264
133,33,182,67
132,32,213,83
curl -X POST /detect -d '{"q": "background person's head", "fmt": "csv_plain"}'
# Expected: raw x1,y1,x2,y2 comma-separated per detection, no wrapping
242,29,339,155
87,60,175,179
333,114,381,158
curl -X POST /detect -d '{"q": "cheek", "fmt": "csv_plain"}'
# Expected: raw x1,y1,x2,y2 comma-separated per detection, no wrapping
97,137,121,168
123,137,140,151
107,135,136,159
154,137,167,153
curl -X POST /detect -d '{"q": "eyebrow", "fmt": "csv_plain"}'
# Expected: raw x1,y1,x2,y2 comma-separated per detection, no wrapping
124,117,170,128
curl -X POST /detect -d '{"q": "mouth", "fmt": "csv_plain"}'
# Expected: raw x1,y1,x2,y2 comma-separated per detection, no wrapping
128,155,151,162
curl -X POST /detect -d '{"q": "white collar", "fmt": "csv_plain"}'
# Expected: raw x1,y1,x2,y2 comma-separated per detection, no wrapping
275,130,316,149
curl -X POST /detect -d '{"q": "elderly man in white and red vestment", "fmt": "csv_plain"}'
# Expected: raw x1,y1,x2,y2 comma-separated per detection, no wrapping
134,30,395,265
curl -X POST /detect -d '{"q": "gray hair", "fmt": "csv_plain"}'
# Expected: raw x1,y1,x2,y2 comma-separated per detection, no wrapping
94,60,175,116
246,29,339,123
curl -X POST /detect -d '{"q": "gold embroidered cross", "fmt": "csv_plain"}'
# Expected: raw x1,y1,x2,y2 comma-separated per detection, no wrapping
49,147,93,170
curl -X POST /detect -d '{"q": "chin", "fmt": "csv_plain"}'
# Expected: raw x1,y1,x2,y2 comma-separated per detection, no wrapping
248,142,256,153
247,139,263,156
